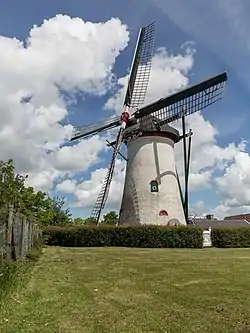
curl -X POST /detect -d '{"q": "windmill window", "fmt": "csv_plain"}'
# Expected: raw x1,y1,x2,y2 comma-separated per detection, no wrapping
159,210,168,217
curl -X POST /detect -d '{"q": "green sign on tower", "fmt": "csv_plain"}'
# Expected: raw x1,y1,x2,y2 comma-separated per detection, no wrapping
150,180,159,193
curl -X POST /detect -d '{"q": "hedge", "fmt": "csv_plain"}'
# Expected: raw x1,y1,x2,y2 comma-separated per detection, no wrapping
43,225,203,248
211,227,250,248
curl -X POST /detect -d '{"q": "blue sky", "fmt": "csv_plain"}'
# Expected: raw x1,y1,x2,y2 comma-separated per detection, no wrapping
1,0,250,219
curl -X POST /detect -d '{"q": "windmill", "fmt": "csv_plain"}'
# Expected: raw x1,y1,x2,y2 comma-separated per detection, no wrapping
70,22,228,226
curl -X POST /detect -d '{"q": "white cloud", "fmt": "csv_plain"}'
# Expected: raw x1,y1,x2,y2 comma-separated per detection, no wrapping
174,112,242,190
104,76,128,115
145,46,195,104
213,204,250,219
25,168,61,193
105,46,195,114
73,159,126,209
51,135,107,173
56,179,77,194
189,171,212,190
0,15,129,191
189,200,208,217
215,149,250,208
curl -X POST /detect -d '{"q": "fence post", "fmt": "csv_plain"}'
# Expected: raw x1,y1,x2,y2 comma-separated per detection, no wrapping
28,220,32,250
31,222,33,247
0,225,6,260
6,204,14,260
20,215,26,259
27,220,30,250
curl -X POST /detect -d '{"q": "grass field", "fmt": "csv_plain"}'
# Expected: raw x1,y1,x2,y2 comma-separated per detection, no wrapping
1,246,250,333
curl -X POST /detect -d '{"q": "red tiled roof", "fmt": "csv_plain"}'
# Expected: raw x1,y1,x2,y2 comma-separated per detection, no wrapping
224,214,250,221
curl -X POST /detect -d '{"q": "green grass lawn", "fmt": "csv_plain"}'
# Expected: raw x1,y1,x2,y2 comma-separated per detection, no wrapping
1,247,250,333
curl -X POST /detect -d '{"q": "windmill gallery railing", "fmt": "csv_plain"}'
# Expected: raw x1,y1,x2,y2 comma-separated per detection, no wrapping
0,206,41,260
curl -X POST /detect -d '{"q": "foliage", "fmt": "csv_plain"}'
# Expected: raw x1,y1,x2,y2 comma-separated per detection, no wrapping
0,159,27,208
0,159,72,227
73,217,97,226
73,217,86,225
73,212,118,227
102,211,118,225
84,217,97,226
20,188,72,226
211,227,250,248
43,225,203,248
0,159,27,223
37,196,72,227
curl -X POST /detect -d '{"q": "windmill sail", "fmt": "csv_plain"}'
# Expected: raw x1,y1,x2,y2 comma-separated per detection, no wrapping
70,22,155,144
133,72,227,125
91,22,156,223
91,128,124,222
123,21,155,108
70,116,121,141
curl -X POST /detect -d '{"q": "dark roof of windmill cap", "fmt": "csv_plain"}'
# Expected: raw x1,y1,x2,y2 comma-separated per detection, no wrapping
126,116,180,142
193,219,250,230
161,123,179,137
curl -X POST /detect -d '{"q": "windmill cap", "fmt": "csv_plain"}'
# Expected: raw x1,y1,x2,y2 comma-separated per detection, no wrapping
160,123,179,138
140,123,180,143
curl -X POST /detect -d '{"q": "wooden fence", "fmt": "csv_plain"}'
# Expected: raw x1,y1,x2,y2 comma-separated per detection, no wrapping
0,206,41,260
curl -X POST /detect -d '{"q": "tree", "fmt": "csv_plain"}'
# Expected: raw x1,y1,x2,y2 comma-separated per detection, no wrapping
0,159,27,210
37,196,72,227
102,211,118,225
73,217,86,226
20,187,46,218
84,217,97,226
0,159,72,227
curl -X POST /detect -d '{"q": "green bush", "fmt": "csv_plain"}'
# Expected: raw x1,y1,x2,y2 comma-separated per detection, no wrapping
43,225,203,248
211,228,250,248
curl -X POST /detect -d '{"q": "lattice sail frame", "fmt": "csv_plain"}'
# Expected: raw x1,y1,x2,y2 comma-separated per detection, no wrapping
134,72,227,128
124,21,155,109
70,116,120,141
153,81,226,126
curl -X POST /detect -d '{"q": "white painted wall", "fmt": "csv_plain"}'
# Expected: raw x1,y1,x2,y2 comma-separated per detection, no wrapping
119,134,186,226
203,228,212,247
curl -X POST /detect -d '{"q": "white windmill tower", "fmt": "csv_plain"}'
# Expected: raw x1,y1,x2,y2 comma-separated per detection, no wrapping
70,22,228,226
